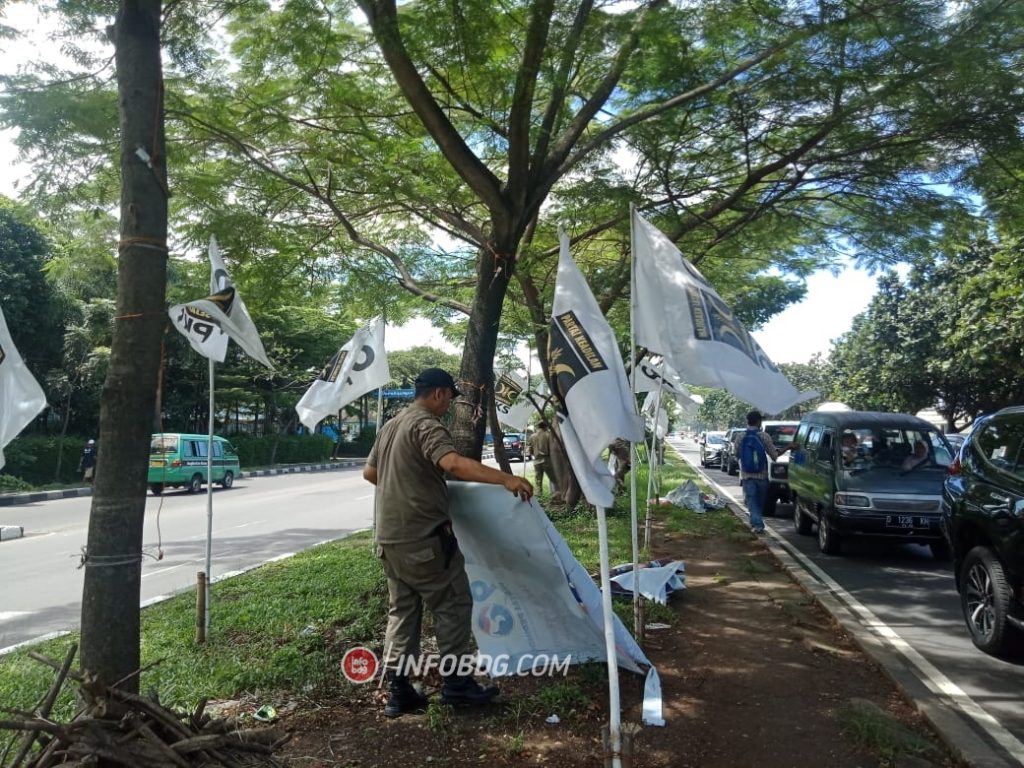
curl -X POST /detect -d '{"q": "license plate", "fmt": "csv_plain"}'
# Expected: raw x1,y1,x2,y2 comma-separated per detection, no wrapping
149,461,164,468
886,515,914,529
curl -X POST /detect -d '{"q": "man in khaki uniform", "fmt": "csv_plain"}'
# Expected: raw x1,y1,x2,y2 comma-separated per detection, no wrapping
529,421,557,495
363,368,533,717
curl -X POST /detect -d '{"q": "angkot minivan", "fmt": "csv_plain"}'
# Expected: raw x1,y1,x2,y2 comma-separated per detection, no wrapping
147,433,241,495
788,411,954,559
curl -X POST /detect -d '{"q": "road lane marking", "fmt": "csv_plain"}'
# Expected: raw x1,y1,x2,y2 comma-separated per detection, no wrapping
670,440,1024,765
0,611,30,622
141,563,188,580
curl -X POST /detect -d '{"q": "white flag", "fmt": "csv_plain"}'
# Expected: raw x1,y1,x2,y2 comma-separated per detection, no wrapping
0,306,47,471
493,368,534,431
632,355,698,412
641,392,669,439
169,237,272,368
632,211,816,414
295,317,390,432
549,229,644,508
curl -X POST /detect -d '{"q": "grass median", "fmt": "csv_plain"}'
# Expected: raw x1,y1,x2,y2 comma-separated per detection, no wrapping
0,450,733,720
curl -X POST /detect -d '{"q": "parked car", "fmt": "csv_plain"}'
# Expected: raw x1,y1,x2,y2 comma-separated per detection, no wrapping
502,432,532,462
788,411,953,557
941,406,1024,655
944,433,966,455
699,431,728,468
148,433,241,495
762,421,801,516
719,427,745,473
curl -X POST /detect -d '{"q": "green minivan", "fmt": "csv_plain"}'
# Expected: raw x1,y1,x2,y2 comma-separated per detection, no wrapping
788,411,954,559
147,433,241,495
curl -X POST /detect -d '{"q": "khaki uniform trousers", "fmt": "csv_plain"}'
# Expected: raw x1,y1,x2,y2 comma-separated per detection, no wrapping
378,534,473,669
533,458,557,494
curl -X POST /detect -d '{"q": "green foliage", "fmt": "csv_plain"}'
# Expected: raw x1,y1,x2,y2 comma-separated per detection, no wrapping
0,474,32,492
0,436,92,486
387,347,463,388
228,433,339,467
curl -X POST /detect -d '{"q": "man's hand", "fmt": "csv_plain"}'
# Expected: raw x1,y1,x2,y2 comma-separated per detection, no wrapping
503,475,534,501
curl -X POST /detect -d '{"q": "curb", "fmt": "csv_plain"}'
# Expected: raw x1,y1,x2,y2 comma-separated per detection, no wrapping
675,442,1015,768
0,525,24,541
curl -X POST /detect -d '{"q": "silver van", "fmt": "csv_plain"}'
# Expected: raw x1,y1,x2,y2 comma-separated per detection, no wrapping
788,411,954,558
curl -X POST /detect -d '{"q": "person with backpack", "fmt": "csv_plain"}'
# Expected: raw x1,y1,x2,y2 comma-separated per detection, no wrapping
733,410,795,534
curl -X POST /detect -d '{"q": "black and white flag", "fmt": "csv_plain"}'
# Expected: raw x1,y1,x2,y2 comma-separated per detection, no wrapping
0,306,47,470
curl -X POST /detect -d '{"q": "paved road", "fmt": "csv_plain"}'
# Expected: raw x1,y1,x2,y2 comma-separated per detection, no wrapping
668,435,1024,766
0,467,373,652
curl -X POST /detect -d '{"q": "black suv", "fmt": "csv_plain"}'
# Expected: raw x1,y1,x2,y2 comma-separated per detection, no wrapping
941,407,1024,655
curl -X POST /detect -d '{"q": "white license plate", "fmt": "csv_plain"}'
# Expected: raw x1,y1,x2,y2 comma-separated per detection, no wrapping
886,515,915,528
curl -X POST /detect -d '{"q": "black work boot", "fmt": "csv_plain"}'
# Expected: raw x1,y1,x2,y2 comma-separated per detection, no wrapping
383,674,429,718
439,674,499,707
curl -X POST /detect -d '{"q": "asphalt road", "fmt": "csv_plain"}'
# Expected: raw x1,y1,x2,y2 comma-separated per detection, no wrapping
668,435,1024,766
0,467,373,652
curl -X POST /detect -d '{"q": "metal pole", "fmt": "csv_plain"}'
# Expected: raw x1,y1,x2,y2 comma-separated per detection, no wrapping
597,505,623,768
645,360,666,552
628,203,642,644
204,357,214,633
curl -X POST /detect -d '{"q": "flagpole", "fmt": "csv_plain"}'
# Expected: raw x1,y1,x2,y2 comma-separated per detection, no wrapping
204,356,214,634
597,505,623,768
645,359,666,551
628,204,642,644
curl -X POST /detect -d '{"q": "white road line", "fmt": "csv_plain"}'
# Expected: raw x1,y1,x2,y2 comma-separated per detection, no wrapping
141,563,188,580
0,611,30,622
673,442,1024,764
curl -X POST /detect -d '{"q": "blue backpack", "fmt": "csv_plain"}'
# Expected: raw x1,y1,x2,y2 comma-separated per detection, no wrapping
739,429,767,473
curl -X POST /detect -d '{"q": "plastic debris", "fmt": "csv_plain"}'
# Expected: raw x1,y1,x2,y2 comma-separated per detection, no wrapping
252,704,277,723
545,714,561,724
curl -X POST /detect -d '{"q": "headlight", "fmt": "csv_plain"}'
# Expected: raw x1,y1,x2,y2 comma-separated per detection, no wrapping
835,493,871,508
771,464,788,479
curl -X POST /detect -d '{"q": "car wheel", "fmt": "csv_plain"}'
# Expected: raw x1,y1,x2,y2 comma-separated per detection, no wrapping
793,498,813,536
764,493,778,518
149,483,164,496
728,460,738,476
188,474,203,494
817,512,841,555
961,546,1015,655
221,471,234,489
929,539,951,561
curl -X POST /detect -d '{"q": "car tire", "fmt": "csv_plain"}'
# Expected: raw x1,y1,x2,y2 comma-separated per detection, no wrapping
817,512,842,555
149,483,164,496
961,546,1016,655
793,498,813,536
188,474,203,494
929,539,951,561
728,460,738,476
221,471,234,489
764,493,778,518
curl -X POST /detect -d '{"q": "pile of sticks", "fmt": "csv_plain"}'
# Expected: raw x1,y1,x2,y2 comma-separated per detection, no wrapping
0,645,290,767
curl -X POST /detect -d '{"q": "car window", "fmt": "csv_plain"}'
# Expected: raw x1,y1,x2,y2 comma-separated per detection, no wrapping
805,426,822,453
976,419,1024,475
817,430,835,463
765,424,799,447
213,441,223,458
150,436,177,455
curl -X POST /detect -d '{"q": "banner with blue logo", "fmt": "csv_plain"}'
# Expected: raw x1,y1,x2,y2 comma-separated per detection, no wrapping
448,482,664,726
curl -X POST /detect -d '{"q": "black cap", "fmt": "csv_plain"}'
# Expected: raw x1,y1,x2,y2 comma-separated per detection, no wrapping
415,368,461,396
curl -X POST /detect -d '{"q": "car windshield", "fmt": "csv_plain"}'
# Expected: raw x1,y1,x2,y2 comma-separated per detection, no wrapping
503,434,523,444
765,424,798,447
838,425,951,474
150,436,177,454
706,434,726,446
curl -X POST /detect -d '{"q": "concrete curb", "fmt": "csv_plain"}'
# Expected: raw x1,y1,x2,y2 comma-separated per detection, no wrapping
676,443,1015,768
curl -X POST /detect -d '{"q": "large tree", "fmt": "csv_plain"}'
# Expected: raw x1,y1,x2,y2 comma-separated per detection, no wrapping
78,0,168,692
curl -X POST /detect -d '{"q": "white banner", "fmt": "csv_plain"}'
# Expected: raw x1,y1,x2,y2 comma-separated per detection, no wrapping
641,392,669,439
449,482,664,726
169,236,272,369
493,368,534,431
633,211,816,415
0,306,47,471
549,229,644,508
296,317,390,432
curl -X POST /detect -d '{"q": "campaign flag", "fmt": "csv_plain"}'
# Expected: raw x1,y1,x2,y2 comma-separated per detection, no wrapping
632,355,698,412
632,211,816,414
641,391,669,439
169,236,272,368
548,229,644,508
493,368,533,431
296,317,390,432
0,306,47,470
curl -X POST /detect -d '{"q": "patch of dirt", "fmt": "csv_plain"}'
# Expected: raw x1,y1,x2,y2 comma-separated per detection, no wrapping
272,518,955,767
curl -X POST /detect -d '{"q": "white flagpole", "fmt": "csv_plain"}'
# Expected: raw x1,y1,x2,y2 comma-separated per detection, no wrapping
628,204,642,643
644,360,667,551
204,357,215,633
597,504,623,768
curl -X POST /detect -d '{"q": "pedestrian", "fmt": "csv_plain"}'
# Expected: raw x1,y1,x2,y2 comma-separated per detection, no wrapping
79,439,98,484
362,368,533,718
529,421,557,495
609,438,631,493
733,411,793,534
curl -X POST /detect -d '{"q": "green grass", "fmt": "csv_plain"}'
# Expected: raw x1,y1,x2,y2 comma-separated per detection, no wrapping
0,452,699,723
838,698,941,764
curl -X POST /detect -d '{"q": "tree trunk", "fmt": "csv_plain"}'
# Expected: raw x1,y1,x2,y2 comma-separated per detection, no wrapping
79,0,167,693
451,247,513,459
487,392,512,474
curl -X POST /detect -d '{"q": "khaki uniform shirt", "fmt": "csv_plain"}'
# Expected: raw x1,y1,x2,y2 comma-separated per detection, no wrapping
531,429,552,465
367,403,458,544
